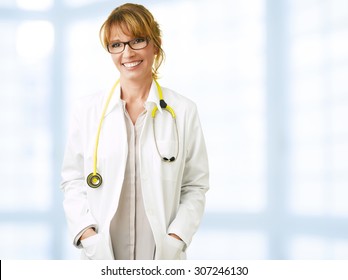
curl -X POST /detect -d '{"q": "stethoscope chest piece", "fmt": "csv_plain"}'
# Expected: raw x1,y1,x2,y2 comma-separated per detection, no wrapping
87,172,103,188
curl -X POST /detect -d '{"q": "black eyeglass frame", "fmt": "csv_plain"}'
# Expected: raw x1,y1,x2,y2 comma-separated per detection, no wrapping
106,37,150,54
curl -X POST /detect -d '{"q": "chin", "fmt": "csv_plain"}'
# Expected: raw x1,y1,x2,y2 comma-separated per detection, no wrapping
121,71,152,82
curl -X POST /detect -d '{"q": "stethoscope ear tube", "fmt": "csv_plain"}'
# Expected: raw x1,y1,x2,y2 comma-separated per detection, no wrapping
152,108,179,163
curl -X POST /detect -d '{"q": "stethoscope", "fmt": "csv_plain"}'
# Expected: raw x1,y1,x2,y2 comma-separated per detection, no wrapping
87,79,179,188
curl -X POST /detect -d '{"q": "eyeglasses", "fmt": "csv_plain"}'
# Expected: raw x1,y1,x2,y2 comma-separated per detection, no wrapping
107,37,149,54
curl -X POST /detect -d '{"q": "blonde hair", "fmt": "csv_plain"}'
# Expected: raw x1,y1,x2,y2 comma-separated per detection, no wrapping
100,3,165,80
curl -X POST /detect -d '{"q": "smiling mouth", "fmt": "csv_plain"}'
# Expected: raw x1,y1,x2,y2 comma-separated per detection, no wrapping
122,60,143,68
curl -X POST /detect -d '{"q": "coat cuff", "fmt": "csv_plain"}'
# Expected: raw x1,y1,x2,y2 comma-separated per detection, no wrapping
74,224,98,248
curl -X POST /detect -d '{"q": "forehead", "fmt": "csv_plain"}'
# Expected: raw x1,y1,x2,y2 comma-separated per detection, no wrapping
109,25,133,41
109,22,145,41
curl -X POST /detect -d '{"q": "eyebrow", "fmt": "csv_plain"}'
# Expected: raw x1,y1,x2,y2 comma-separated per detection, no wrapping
109,33,135,42
109,37,145,44
109,39,122,43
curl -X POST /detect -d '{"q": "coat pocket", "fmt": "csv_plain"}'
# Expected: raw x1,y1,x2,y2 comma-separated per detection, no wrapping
160,234,185,260
81,233,113,260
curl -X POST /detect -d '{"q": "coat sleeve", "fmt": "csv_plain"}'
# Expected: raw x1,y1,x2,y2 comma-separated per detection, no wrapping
60,101,98,248
167,103,209,247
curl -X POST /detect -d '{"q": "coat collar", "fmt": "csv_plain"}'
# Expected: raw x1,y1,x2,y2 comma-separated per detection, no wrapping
104,80,163,117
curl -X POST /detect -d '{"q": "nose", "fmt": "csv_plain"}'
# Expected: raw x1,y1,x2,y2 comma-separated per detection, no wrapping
123,43,135,57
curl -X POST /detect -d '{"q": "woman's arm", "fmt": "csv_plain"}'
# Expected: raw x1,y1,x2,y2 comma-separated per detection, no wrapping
60,101,98,248
167,104,209,247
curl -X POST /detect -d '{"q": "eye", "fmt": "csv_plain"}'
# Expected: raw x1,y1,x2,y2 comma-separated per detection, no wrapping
134,38,146,44
110,42,122,49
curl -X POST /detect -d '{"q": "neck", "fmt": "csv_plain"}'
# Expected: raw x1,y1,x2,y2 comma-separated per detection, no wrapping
120,77,153,103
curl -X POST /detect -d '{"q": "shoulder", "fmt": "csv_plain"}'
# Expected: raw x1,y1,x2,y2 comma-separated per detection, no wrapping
72,89,107,115
161,86,197,111
75,90,106,109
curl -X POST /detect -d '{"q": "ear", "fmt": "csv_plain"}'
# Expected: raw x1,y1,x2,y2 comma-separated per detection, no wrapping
154,47,159,55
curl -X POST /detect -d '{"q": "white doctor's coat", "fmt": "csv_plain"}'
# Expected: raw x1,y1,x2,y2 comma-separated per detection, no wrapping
60,81,209,259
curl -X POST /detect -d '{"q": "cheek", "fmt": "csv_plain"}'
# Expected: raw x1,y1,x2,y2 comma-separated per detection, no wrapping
146,53,156,66
111,54,121,69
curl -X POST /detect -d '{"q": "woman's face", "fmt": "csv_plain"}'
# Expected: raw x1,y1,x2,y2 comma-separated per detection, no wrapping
109,26,157,83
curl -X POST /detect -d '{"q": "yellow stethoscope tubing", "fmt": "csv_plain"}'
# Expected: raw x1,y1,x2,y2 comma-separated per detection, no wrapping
87,79,120,188
151,80,176,118
92,79,120,175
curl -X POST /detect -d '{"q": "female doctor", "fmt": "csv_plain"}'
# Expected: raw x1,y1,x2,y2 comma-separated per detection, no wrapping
60,3,209,260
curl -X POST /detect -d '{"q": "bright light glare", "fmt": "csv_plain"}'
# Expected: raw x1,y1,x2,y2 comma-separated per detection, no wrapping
63,0,95,7
16,21,54,61
16,0,53,10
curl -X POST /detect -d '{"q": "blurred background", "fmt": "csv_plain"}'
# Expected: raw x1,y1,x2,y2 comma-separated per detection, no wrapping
1,0,348,259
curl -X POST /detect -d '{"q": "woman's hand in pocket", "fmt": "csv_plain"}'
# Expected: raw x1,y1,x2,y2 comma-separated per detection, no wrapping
161,234,185,260
81,233,111,260
80,228,97,241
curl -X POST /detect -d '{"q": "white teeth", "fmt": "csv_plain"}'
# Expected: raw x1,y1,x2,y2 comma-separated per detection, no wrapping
123,61,142,68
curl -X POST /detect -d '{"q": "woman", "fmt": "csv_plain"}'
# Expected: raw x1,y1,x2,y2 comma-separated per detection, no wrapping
61,3,209,260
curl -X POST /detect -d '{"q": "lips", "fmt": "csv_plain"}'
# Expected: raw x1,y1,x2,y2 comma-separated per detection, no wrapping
122,60,142,68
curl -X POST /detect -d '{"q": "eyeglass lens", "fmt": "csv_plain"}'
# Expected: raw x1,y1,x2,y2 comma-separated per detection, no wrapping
108,38,148,54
